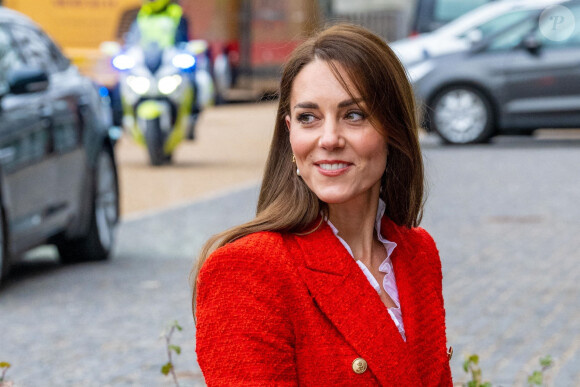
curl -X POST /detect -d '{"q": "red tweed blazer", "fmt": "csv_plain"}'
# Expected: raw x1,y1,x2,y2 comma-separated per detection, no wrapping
195,217,452,386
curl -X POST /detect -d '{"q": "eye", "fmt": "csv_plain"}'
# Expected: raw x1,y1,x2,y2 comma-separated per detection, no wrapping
297,113,316,125
345,110,367,122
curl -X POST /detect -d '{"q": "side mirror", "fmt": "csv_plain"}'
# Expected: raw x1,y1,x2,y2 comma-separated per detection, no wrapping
465,29,483,45
522,34,542,54
8,68,49,94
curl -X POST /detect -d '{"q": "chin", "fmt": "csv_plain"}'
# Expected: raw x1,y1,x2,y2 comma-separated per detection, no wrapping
312,190,352,205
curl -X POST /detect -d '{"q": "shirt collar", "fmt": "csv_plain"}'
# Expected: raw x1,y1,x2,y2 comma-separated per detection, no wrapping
326,198,397,259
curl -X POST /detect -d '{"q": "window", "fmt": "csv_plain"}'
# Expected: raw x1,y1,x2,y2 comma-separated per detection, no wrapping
0,25,25,85
487,18,536,50
488,5,580,51
435,0,491,24
534,4,580,48
461,10,535,42
9,24,67,73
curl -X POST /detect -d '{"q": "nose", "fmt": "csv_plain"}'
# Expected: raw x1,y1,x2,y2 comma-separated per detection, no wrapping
318,119,344,150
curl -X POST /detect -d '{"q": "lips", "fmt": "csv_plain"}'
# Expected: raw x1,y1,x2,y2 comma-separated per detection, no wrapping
318,162,349,171
314,160,352,176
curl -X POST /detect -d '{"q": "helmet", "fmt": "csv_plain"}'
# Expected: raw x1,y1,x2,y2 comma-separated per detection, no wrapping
142,0,172,13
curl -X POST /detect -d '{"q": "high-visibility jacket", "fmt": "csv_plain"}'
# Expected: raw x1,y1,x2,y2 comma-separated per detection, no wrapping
137,3,185,48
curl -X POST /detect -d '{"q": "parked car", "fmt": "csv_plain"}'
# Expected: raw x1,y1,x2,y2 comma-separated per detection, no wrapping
398,0,580,144
394,0,565,65
410,0,499,35
0,7,119,285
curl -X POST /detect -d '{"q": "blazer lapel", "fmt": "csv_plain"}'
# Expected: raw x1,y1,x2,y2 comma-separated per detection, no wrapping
292,222,417,386
380,218,425,379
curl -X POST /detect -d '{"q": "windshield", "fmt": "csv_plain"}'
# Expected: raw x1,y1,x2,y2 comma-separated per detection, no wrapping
435,0,561,37
435,0,491,24
0,26,11,85
458,9,536,41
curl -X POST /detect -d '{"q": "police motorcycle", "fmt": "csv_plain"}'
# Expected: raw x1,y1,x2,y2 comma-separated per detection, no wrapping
111,40,215,165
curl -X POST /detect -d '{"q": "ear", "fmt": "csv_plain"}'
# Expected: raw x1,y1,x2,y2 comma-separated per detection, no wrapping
285,115,292,132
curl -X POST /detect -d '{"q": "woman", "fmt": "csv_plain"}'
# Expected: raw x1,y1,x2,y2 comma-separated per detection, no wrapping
192,24,452,386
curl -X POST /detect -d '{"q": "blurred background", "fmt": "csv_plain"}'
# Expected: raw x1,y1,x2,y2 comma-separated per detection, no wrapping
0,0,579,385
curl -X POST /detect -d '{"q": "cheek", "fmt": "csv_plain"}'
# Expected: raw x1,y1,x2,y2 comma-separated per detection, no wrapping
289,130,314,160
360,137,388,175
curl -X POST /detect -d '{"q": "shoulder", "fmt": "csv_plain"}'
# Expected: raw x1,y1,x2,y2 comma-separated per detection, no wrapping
199,231,294,283
408,226,439,254
384,217,439,255
167,4,183,16
196,231,298,320
387,220,442,273
207,231,288,263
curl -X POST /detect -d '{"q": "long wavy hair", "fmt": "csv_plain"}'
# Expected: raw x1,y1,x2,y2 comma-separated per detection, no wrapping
191,23,424,312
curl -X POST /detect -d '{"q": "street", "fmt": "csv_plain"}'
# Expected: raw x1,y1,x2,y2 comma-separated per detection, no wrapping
1,103,580,386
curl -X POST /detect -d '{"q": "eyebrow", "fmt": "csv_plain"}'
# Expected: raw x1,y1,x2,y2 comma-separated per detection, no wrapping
293,98,364,110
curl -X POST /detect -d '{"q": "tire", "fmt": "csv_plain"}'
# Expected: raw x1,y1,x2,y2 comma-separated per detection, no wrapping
186,113,199,140
58,147,119,264
430,85,495,144
0,204,8,286
145,118,166,166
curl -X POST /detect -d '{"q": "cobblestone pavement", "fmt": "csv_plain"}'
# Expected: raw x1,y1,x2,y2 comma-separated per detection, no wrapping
1,133,579,386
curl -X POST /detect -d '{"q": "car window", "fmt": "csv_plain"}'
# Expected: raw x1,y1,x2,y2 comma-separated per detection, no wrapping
0,24,25,86
487,17,537,50
9,23,67,73
534,4,580,47
435,0,491,24
489,4,580,51
461,9,535,42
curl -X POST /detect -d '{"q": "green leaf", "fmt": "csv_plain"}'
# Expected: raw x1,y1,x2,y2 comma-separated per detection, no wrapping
169,345,182,355
540,355,553,368
468,354,480,365
467,381,477,387
463,359,471,373
527,370,543,385
174,320,183,331
0,362,10,368
161,362,173,376
481,382,492,387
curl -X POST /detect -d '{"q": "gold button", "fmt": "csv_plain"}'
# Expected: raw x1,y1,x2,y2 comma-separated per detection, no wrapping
447,346,453,360
352,357,367,374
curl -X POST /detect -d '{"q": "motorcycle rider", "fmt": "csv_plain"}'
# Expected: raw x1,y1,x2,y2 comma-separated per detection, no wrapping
125,0,190,48
120,0,200,139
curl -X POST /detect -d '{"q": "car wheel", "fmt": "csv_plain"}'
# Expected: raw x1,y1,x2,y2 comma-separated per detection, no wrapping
58,147,119,263
430,86,495,144
0,204,8,286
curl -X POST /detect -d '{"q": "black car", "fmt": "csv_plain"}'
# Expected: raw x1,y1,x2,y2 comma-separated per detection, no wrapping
0,7,119,285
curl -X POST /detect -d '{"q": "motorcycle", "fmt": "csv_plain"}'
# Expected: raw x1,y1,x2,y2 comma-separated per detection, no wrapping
112,40,215,165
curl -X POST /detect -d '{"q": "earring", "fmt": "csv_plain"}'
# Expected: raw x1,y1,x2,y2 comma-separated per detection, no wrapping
292,154,300,176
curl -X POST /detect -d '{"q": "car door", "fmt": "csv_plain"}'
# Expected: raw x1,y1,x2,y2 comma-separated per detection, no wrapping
0,23,57,250
494,5,580,128
9,22,86,233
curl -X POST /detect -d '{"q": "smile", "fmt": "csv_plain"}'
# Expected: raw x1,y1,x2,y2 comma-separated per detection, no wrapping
314,161,352,176
318,163,349,171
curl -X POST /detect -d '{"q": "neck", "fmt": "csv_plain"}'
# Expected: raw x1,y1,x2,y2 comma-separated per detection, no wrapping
327,187,381,263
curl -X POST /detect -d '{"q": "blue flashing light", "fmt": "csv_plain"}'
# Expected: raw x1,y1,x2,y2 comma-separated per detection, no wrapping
112,54,136,71
99,86,109,98
172,53,196,70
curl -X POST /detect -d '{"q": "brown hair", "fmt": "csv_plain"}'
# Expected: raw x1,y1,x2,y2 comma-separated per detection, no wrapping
191,23,424,312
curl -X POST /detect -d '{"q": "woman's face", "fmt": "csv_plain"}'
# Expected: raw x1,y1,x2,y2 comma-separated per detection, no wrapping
286,59,387,206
